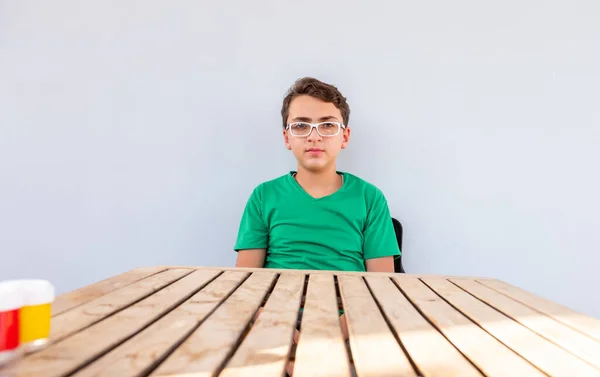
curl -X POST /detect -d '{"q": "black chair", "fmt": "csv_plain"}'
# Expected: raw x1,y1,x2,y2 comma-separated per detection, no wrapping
392,217,405,273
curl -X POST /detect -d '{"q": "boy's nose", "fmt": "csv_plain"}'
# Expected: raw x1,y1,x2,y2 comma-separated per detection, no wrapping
306,127,322,142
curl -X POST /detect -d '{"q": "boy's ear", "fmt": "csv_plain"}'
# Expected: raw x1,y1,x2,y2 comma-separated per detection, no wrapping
283,130,292,150
341,127,351,149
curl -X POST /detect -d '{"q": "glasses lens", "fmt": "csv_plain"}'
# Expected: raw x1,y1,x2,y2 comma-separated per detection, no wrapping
290,123,311,136
317,122,340,136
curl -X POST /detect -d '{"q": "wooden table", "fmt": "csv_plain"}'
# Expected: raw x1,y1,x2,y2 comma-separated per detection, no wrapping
2,266,600,377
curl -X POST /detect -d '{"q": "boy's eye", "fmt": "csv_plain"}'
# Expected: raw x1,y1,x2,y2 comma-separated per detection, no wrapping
321,123,335,129
292,123,309,129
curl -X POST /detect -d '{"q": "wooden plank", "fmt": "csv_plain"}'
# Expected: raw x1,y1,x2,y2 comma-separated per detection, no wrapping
293,274,351,377
338,275,416,377
71,270,248,377
451,278,600,370
150,271,277,377
426,278,600,377
219,273,304,377
161,265,490,280
2,269,221,377
479,279,600,342
365,276,483,377
51,269,191,343
393,277,546,377
52,267,168,316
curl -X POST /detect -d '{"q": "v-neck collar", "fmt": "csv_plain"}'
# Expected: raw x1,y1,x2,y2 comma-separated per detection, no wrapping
287,171,347,200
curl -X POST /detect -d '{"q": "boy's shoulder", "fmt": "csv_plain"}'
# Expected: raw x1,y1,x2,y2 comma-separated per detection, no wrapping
343,172,386,198
246,173,292,200
253,173,291,191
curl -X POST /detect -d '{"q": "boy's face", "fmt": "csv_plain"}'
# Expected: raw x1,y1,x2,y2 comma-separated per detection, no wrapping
283,95,350,173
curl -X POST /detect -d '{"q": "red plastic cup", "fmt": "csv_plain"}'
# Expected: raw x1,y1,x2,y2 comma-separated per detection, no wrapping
0,283,22,365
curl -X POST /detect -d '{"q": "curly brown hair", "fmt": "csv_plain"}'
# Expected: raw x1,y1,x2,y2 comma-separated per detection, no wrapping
280,77,350,129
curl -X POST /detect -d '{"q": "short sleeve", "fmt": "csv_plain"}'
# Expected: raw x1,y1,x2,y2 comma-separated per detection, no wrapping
363,188,401,260
234,187,269,251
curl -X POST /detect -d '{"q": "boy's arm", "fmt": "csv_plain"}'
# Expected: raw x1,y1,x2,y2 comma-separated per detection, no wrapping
363,187,401,271
365,256,395,272
234,186,268,268
236,249,266,268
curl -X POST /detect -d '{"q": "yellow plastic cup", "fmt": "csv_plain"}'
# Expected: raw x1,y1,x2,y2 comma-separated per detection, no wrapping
10,280,54,351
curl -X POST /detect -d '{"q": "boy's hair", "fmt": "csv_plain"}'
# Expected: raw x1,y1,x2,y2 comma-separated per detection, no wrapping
281,77,350,129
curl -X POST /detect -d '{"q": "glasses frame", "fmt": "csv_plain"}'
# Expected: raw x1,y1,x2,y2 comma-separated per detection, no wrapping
286,121,346,137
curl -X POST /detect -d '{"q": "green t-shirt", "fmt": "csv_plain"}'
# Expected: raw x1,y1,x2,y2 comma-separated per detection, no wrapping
234,172,401,272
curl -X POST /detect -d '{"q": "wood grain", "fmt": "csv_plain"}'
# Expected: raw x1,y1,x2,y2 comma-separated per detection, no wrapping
365,276,482,377
478,279,600,342
451,278,600,370
150,271,277,377
3,269,220,377
51,269,191,343
52,267,168,316
394,277,546,377
338,275,416,377
219,273,304,377
71,271,247,377
293,274,351,377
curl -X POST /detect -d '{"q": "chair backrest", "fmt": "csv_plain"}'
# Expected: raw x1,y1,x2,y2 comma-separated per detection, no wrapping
391,217,405,273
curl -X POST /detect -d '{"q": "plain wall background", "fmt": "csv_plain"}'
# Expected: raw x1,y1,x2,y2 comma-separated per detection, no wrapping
1,1,599,317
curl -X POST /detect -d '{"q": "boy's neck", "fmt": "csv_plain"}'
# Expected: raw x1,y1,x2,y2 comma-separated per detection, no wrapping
294,166,342,197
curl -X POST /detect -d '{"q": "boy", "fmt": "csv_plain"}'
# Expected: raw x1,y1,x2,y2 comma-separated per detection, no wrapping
234,77,400,374
235,77,400,272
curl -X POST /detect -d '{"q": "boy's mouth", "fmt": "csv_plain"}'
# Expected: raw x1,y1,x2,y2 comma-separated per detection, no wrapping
306,148,324,157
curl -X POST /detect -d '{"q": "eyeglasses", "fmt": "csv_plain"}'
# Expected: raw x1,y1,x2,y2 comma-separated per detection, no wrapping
286,122,346,137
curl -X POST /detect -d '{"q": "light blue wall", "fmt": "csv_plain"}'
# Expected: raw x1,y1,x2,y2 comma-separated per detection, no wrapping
1,0,599,317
